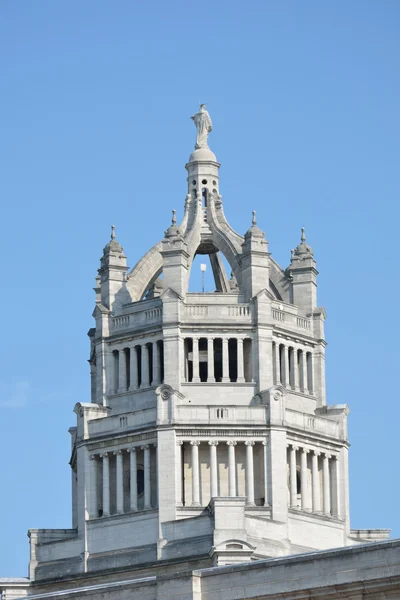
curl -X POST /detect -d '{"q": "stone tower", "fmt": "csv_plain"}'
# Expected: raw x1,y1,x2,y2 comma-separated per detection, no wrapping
26,106,389,583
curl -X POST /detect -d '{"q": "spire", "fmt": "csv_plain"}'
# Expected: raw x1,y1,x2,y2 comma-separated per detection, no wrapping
292,227,314,259
164,209,181,239
244,210,264,240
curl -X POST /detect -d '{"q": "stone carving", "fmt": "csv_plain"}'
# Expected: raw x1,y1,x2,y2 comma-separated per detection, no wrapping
161,389,171,401
191,104,212,149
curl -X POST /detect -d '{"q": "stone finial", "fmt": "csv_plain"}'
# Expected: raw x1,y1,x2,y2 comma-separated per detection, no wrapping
252,210,257,226
172,209,177,225
292,227,314,259
111,225,116,241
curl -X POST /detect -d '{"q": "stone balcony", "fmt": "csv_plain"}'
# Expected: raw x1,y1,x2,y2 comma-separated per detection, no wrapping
109,294,313,337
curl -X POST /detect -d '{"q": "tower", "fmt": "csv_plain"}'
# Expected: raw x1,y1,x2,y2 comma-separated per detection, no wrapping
24,106,390,585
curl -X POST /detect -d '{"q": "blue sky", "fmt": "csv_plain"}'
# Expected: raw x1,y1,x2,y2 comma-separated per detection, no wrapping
0,1,399,576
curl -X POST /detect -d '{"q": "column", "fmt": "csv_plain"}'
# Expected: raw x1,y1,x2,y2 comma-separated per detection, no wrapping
118,350,127,393
191,441,201,506
153,443,158,508
227,441,237,497
128,447,137,511
245,441,255,506
332,455,340,518
207,338,215,382
129,346,138,391
152,341,160,385
300,447,310,511
262,439,270,506
141,344,150,388
323,453,331,515
307,352,314,394
192,338,200,383
114,450,123,514
301,350,308,393
289,347,295,389
289,445,298,508
237,338,245,383
89,455,98,518
176,441,183,506
142,445,151,509
222,338,230,382
292,347,299,391
311,450,321,513
274,343,281,384
284,345,290,388
101,453,110,517
208,441,218,499
112,351,118,394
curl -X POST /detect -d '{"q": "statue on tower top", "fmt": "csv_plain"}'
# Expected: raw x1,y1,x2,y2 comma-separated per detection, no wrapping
191,104,212,149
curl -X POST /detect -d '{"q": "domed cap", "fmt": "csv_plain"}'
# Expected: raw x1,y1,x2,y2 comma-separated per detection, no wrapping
164,210,182,239
293,228,314,259
244,211,265,240
103,225,124,253
188,147,217,163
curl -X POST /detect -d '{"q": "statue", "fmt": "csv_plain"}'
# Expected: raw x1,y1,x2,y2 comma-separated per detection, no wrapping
191,104,212,149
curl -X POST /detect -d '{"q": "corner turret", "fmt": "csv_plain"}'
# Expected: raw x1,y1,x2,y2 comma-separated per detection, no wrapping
98,226,129,310
288,228,318,314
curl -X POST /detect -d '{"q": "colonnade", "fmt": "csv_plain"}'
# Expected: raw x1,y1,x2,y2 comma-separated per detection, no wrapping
273,342,313,394
176,439,267,507
184,337,252,383
110,340,164,394
89,444,156,518
287,444,340,517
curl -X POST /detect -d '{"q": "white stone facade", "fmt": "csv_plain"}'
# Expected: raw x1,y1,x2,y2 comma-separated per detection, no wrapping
0,111,395,600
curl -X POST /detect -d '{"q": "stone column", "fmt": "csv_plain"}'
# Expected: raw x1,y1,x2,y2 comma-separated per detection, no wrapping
101,453,110,517
284,345,290,388
262,439,270,506
222,338,230,382
274,343,281,385
153,341,161,385
192,338,200,383
323,453,331,515
209,441,219,499
300,447,310,511
142,445,151,509
191,441,201,506
292,347,299,391
114,450,123,514
227,441,237,497
245,441,255,506
89,455,98,518
207,338,215,382
129,346,138,391
176,440,183,506
118,349,127,393
301,350,308,394
141,344,150,388
237,338,245,383
128,447,137,511
311,450,321,513
332,455,340,518
307,352,314,394
289,444,298,508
